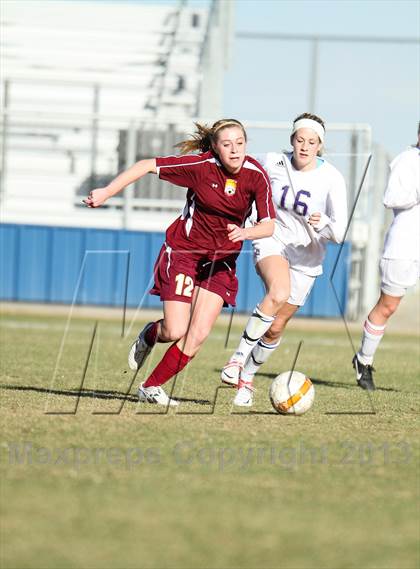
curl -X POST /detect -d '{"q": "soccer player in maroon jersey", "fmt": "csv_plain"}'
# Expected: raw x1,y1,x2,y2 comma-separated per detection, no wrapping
84,119,275,406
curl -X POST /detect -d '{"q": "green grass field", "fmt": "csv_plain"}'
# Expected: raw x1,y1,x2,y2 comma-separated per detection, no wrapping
1,308,419,569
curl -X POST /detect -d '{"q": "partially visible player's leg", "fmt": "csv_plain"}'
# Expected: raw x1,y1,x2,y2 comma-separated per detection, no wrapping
143,289,222,385
257,255,291,316
241,303,298,383
239,266,314,386
360,292,402,364
128,301,191,372
222,254,290,386
137,300,191,406
354,258,417,390
178,287,225,357
139,290,223,405
234,269,315,407
367,292,402,326
128,244,194,371
233,305,296,408
353,292,402,391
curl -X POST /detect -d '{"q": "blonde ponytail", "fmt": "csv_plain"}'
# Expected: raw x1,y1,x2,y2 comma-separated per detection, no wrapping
175,119,247,155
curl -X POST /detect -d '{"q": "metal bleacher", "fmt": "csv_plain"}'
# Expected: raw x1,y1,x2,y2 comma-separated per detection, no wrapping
0,2,358,318
0,0,228,230
2,1,208,117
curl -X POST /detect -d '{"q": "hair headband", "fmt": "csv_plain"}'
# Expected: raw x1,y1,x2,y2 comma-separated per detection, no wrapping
213,120,243,134
292,118,325,143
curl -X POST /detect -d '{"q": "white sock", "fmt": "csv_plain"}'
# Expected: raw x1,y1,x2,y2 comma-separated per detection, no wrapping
241,338,282,383
233,305,275,365
357,318,386,365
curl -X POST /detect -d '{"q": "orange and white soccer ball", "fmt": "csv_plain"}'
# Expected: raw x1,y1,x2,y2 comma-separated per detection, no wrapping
269,371,315,415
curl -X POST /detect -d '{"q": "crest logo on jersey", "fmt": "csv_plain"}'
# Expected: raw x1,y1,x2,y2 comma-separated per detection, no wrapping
224,179,237,196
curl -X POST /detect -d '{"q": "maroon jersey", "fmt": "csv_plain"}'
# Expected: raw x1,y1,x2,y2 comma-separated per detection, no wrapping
156,151,275,258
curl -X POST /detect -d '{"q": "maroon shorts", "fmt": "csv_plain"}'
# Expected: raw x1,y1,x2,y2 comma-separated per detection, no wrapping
149,244,239,307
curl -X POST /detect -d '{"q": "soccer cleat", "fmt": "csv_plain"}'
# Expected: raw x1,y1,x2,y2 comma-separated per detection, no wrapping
138,383,179,406
220,358,243,387
128,322,155,371
352,355,376,391
233,381,254,407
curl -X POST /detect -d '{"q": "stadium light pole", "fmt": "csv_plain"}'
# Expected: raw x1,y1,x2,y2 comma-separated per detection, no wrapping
236,31,420,115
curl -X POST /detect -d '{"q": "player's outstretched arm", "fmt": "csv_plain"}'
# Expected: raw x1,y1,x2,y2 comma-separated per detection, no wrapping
83,158,157,208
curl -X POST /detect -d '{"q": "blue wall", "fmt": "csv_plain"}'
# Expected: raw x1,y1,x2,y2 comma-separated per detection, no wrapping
0,224,350,317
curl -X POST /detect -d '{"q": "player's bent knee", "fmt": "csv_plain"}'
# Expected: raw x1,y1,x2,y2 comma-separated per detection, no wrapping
267,287,289,309
381,301,399,319
378,294,402,319
187,327,212,348
178,328,211,355
160,323,189,342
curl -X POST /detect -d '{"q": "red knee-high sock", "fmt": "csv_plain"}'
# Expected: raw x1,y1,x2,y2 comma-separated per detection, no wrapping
143,343,193,388
144,320,161,347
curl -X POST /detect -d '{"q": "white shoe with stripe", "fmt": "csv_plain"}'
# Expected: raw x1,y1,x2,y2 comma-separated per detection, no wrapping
138,383,179,406
233,381,254,407
220,358,243,387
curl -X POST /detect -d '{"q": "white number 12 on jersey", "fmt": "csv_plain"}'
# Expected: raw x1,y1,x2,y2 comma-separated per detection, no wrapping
175,273,194,297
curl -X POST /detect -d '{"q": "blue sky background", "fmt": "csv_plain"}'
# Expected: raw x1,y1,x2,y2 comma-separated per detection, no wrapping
224,0,419,157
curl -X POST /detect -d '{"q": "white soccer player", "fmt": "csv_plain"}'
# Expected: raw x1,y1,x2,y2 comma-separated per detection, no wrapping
353,125,420,390
221,112,348,406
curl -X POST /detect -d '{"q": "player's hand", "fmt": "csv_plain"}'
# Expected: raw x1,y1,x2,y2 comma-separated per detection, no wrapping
227,224,248,242
307,212,330,232
307,212,322,227
83,187,111,208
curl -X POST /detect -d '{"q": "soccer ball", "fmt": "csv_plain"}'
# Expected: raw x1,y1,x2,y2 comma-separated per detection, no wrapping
269,371,315,415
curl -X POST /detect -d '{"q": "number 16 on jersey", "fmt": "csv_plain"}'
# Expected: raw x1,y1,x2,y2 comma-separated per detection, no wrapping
279,185,311,217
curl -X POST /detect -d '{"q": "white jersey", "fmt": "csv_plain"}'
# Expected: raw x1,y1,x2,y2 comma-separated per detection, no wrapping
253,152,348,275
382,146,420,262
